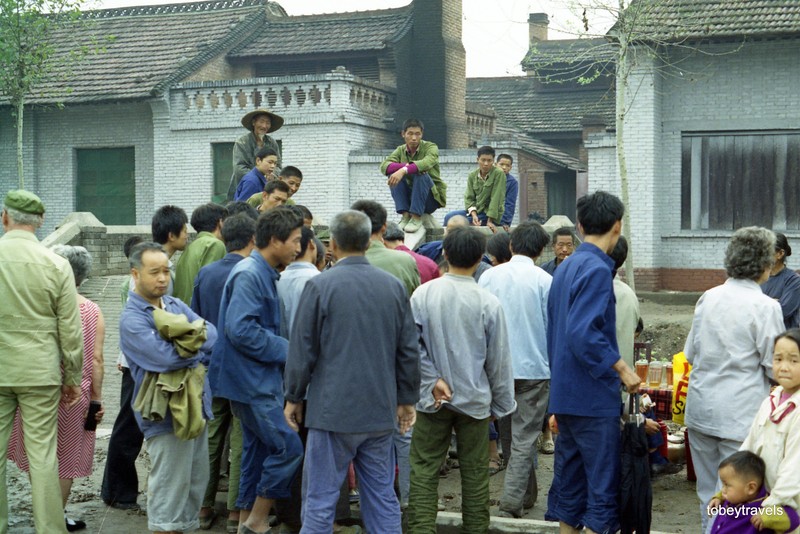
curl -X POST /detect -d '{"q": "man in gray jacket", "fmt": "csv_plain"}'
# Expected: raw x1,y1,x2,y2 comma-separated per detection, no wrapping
284,209,420,534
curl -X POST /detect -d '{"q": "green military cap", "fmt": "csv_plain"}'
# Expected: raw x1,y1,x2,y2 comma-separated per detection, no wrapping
316,228,330,241
4,190,45,215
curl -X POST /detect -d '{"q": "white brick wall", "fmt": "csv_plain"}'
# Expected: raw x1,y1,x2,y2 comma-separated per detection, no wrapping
0,103,155,235
588,38,800,271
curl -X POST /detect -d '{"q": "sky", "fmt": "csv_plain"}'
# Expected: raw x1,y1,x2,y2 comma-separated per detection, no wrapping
88,0,615,78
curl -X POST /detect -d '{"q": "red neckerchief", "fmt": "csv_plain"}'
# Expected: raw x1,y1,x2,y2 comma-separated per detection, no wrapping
770,389,797,423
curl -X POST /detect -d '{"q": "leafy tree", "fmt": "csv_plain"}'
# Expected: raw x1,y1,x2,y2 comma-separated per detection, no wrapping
0,0,104,189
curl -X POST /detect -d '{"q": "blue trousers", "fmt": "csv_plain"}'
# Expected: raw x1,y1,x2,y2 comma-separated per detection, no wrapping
390,173,440,216
393,428,412,507
301,429,400,534
545,414,621,534
231,400,303,508
443,210,489,226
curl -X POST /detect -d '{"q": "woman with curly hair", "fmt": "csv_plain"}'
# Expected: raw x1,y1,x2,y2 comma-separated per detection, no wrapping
683,227,784,531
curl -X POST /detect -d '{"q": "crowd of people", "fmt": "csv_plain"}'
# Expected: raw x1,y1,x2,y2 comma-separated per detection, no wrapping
1,109,800,534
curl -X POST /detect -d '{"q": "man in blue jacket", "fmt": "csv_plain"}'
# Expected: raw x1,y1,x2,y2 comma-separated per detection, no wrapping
120,242,218,533
209,208,304,534
284,209,420,534
545,191,641,534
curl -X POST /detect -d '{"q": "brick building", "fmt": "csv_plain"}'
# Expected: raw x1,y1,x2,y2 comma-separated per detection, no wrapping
587,1,800,291
0,0,581,234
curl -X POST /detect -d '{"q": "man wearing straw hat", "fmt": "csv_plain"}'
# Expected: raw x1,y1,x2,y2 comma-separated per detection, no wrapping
0,190,83,533
227,109,284,201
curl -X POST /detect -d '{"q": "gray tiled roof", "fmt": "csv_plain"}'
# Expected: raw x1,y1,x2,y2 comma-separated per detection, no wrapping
467,76,615,135
21,0,269,104
493,124,586,171
620,0,800,41
230,5,413,58
522,38,616,71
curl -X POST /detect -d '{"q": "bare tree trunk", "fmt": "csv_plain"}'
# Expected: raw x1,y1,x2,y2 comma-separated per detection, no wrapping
616,12,636,292
15,98,24,190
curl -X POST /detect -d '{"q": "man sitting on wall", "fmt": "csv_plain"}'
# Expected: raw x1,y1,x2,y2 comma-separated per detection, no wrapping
380,118,447,234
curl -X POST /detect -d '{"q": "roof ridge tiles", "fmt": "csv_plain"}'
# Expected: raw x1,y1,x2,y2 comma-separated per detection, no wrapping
265,3,412,23
81,0,265,19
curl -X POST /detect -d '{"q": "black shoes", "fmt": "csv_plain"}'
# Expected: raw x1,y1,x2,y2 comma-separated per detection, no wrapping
65,516,86,532
651,462,683,476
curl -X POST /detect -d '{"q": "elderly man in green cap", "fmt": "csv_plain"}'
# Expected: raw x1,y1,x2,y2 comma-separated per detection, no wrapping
227,108,284,201
0,190,83,533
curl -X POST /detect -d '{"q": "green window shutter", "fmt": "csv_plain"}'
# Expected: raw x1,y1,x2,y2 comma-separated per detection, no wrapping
76,148,136,225
212,142,234,203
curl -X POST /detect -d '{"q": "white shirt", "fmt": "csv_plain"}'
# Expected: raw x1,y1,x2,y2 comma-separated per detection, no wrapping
742,387,800,511
614,277,640,370
684,278,784,441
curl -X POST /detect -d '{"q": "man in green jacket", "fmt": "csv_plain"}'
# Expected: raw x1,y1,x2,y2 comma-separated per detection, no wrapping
380,119,447,234
443,145,506,233
351,200,420,297
0,190,83,534
173,203,228,305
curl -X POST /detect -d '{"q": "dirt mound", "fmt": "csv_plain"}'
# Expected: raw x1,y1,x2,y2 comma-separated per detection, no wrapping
641,321,690,360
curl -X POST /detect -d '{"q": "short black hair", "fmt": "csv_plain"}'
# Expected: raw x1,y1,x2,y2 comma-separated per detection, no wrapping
123,235,145,258
313,236,325,265
486,231,512,264
190,203,228,234
129,242,167,270
264,180,291,195
291,205,313,221
152,205,188,245
402,118,424,132
776,232,792,258
443,226,486,268
609,235,629,271
511,221,550,258
552,226,575,243
719,451,765,487
225,200,259,220
280,166,303,180
255,147,278,160
497,153,513,164
576,191,624,236
477,145,496,159
350,199,387,235
255,207,303,249
221,213,256,253
298,226,316,258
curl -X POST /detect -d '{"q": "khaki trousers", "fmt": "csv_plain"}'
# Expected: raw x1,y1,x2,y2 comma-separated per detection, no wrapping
0,385,66,534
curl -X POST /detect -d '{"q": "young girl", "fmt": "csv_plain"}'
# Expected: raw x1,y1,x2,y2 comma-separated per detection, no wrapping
740,328,800,529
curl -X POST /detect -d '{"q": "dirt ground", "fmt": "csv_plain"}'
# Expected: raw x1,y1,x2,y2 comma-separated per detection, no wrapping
5,280,704,533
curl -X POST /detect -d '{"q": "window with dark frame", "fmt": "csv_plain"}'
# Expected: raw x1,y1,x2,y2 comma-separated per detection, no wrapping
681,131,800,231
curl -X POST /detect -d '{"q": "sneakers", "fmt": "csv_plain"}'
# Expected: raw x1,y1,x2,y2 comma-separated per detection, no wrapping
537,434,555,454
404,218,423,233
493,508,522,519
349,489,360,503
398,214,411,230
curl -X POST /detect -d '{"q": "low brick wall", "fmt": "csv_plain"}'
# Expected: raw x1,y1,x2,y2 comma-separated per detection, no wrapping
41,213,193,277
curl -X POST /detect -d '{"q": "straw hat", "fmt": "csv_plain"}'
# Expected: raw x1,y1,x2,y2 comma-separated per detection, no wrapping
241,109,284,133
